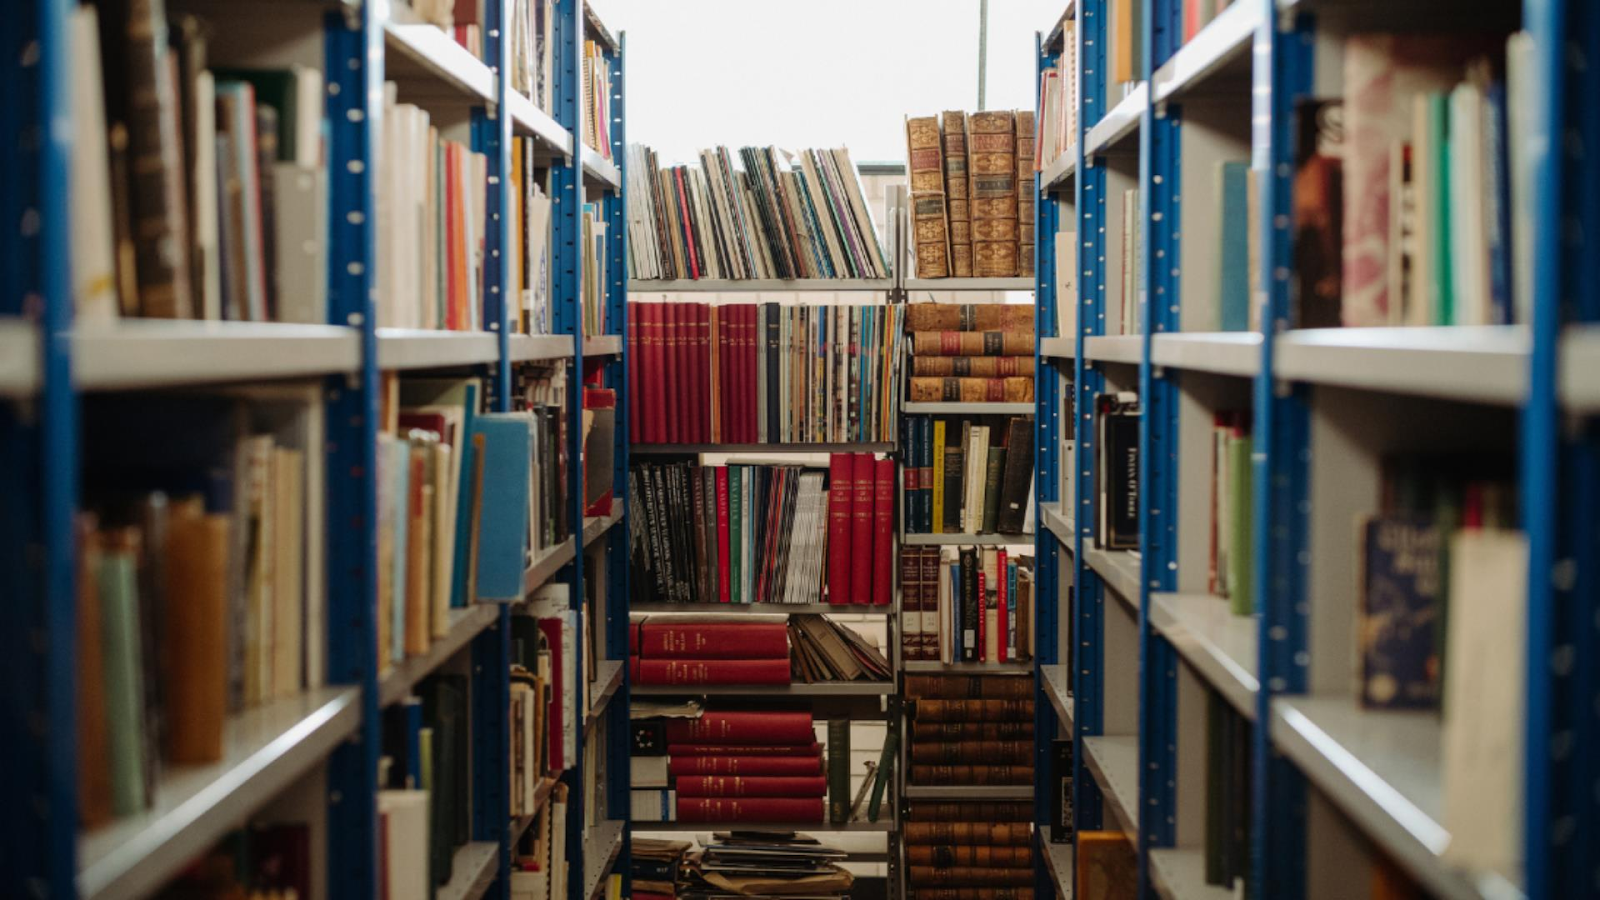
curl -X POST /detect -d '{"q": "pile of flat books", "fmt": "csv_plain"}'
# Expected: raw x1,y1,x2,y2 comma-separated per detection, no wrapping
904,302,1035,403
787,615,891,683
626,144,890,281
632,837,692,900
679,833,853,900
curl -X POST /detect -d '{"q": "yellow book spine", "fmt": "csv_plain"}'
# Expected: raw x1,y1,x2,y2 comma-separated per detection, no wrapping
931,420,947,535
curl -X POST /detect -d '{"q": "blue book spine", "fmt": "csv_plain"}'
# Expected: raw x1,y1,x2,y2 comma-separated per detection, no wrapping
448,383,480,608
1359,514,1442,709
471,414,534,601
1484,81,1513,325
404,697,423,788
1007,559,1019,658
1217,161,1251,332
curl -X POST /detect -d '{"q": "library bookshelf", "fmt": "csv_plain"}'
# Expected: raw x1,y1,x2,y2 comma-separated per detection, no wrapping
1,1,630,899
1033,1,1597,900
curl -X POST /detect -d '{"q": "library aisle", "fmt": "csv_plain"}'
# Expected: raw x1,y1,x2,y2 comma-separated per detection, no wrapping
3,1,1597,899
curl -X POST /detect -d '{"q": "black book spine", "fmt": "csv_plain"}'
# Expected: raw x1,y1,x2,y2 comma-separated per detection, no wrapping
1050,738,1074,842
1109,413,1140,550
960,548,978,662
765,301,780,444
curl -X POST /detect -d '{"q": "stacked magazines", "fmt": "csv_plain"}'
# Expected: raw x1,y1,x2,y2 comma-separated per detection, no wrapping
627,144,891,281
680,833,853,900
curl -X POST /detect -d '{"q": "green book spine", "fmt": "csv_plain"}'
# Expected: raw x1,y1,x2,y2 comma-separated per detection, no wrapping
828,719,851,824
867,723,899,822
1430,92,1454,325
981,446,1007,533
99,547,148,816
1227,434,1254,617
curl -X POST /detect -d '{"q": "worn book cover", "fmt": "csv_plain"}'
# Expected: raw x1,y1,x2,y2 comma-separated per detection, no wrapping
1358,513,1441,709
907,116,951,277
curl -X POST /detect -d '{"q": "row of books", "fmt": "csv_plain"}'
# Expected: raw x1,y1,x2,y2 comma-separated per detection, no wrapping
905,676,1034,787
582,40,614,158
627,302,907,445
625,617,890,686
904,111,1036,279
72,7,326,324
515,603,579,774
630,838,689,900
412,0,485,61
1331,35,1534,328
904,800,1035,897
511,781,573,900
156,823,312,900
904,302,1036,403
378,87,487,331
511,138,556,335
1035,24,1079,173
76,392,322,827
902,415,1035,535
680,834,853,899
581,203,610,336
510,0,556,114
625,144,890,281
631,711,828,823
627,460,884,607
509,628,555,818
1112,187,1143,336
378,674,472,896
900,548,1036,664
1209,412,1255,616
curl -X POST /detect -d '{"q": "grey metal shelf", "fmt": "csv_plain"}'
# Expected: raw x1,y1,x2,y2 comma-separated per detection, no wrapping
583,820,627,900
379,604,501,707
1149,0,1259,104
523,538,577,597
1081,734,1140,836
630,602,894,616
436,841,501,900
903,784,1033,801
1083,83,1147,156
1149,593,1258,720
72,321,360,390
583,334,623,357
1083,335,1143,365
509,777,559,846
77,687,361,900
0,317,38,396
1083,546,1141,609
1040,502,1076,547
903,277,1035,292
506,89,573,156
1273,326,1529,406
581,146,622,191
1041,663,1075,729
1148,848,1234,900
1150,332,1261,378
583,508,626,548
628,278,894,293
1043,838,1076,898
382,19,496,102
902,532,1035,546
903,402,1036,415
376,328,500,370
631,442,895,455
584,659,626,737
508,333,575,362
1040,153,1077,194
1040,336,1076,361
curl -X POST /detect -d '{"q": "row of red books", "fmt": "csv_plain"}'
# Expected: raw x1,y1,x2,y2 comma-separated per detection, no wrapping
827,453,896,606
628,619,792,686
634,712,825,823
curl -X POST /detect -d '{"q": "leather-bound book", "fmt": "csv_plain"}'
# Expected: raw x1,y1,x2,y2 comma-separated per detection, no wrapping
906,845,1033,868
163,501,230,763
912,698,1034,722
905,303,1035,332
630,657,791,686
912,331,1035,357
631,621,789,659
910,740,1033,765
995,416,1036,535
903,822,1033,846
910,890,1037,900
969,111,1019,277
909,377,1036,404
917,545,943,660
906,116,951,278
665,711,816,745
904,673,1034,699
900,546,922,660
675,775,827,797
910,764,1034,786
941,111,974,276
1015,110,1037,278
912,720,1034,741
908,865,1037,886
913,356,1035,378
669,756,824,776
905,799,1034,821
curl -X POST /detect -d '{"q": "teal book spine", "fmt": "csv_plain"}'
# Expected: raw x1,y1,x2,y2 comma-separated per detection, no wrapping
448,383,480,608
1430,93,1454,325
1217,161,1251,332
471,413,533,601
99,549,148,816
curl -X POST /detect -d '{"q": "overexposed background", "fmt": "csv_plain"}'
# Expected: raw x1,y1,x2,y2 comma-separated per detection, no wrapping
599,0,1064,165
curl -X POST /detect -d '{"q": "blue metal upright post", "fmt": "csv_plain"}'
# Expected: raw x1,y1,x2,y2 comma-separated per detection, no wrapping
322,6,383,898
1248,4,1312,897
0,0,77,895
1135,0,1181,888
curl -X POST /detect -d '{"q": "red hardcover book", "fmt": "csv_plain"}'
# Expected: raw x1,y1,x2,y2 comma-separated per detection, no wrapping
639,303,658,442
826,454,853,604
666,712,816,745
668,756,825,777
976,569,987,663
716,467,732,602
661,303,676,443
674,775,828,798
674,797,825,823
675,168,699,279
634,622,788,659
850,454,875,605
667,743,823,757
673,303,688,444
630,658,791,686
628,305,640,441
997,549,1009,663
873,456,895,606
697,303,710,442
536,617,566,769
742,304,757,442
730,304,744,442
636,894,675,900
686,302,700,442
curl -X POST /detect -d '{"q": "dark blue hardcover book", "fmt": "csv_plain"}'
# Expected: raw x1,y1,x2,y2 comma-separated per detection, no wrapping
1359,513,1442,709
1484,79,1513,325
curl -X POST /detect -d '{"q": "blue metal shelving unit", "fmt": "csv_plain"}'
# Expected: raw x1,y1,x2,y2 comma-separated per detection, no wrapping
0,0,628,895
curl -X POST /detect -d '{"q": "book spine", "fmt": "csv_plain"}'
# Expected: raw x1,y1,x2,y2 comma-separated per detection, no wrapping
631,658,791,686
849,453,875,605
931,420,947,535
675,775,827,798
908,377,1035,404
900,547,922,662
912,331,1035,357
668,756,824,776
634,622,789,659
666,742,822,756
673,797,824,824
716,467,732,603
873,457,895,606
665,711,816,745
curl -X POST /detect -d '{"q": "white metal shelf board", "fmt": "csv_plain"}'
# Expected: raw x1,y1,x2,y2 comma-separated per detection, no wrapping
379,604,500,707
631,682,893,697
1150,0,1260,104
1561,323,1600,414
903,660,1033,674
1273,326,1529,406
1043,839,1076,898
1040,502,1076,547
74,321,359,390
903,402,1036,415
584,659,626,736
436,841,501,900
903,784,1033,800
1148,848,1234,900
509,333,574,362
376,328,499,370
1082,734,1140,835
1084,83,1148,156
382,21,496,103
1084,335,1143,365
630,602,893,616
1083,546,1141,610
903,277,1036,292
1040,336,1076,361
583,819,627,900
509,777,559,845
628,278,894,293
506,90,573,156
581,146,622,191
633,442,896,455
1040,152,1077,193
903,532,1035,546
77,687,361,900
523,538,577,597
583,508,625,548
1041,663,1075,729
1149,593,1258,720
1150,332,1261,377
1269,695,1507,900
0,317,38,396
583,334,623,357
